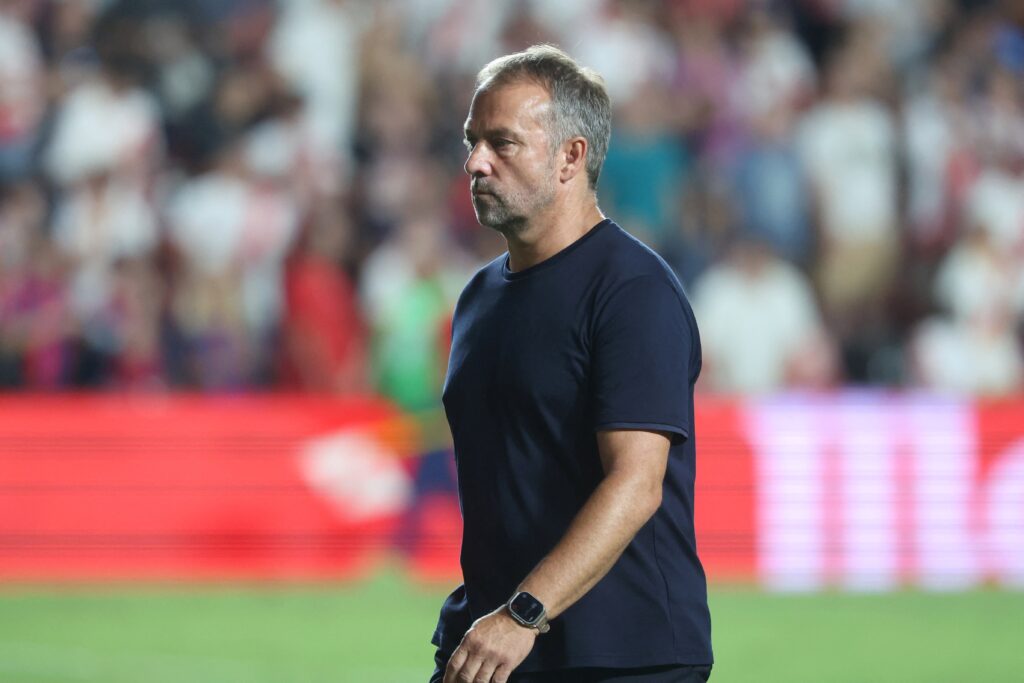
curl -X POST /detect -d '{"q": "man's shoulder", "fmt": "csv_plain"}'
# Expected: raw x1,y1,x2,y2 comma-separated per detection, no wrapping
453,253,505,314
458,252,501,290
599,221,686,294
596,222,699,341
466,253,506,287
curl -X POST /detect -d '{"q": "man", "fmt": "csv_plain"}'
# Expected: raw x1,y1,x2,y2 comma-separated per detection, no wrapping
432,45,712,683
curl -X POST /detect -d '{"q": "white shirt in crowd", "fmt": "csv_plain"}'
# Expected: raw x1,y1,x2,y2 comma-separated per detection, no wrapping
964,168,1024,253
902,84,957,238
167,168,300,334
693,250,827,394
934,233,1024,323
913,317,1023,396
52,178,158,322
0,13,43,143
268,0,364,178
798,100,897,243
45,76,162,185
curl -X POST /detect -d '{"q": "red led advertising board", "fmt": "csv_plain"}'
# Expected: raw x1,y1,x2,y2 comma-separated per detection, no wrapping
0,394,1021,589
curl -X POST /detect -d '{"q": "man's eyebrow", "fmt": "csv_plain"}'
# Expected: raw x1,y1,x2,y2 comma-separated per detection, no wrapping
464,127,520,142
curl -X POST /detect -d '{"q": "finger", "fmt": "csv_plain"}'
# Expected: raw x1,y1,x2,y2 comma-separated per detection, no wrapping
443,648,468,683
492,663,513,683
472,659,499,683
457,654,484,683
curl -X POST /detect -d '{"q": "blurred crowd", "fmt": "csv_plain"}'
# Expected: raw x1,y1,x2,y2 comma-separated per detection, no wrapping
1,0,1024,404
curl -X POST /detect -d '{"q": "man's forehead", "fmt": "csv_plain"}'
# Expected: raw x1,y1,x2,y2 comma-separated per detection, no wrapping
464,81,552,132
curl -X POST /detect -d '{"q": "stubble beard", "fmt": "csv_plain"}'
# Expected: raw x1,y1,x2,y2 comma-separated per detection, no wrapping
472,183,555,237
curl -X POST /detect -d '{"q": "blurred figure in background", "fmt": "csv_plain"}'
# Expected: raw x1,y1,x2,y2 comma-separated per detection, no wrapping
665,2,742,165
912,229,1024,395
902,56,966,251
728,5,814,266
961,67,1024,255
361,212,470,413
599,78,691,247
43,52,162,385
0,180,68,388
50,168,159,384
661,166,734,288
0,0,44,183
267,0,364,186
166,136,300,388
693,235,836,394
280,199,367,393
797,28,898,379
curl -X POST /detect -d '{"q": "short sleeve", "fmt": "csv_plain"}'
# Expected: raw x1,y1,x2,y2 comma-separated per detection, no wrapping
592,274,693,443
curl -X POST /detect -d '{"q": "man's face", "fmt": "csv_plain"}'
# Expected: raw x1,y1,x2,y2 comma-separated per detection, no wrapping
463,81,559,235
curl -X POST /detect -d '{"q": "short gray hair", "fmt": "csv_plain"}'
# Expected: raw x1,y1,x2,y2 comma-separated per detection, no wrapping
475,44,612,191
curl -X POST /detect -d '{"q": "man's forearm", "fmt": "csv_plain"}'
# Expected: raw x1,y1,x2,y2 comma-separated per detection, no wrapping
517,441,665,619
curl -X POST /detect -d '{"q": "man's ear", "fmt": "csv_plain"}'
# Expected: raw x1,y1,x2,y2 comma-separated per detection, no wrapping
559,137,588,183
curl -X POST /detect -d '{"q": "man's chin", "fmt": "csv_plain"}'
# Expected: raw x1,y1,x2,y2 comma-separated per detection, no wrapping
472,198,527,234
476,216,506,232
473,206,507,230
478,217,526,236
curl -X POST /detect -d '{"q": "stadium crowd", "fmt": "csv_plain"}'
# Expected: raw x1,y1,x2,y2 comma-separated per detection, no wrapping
1,0,1023,404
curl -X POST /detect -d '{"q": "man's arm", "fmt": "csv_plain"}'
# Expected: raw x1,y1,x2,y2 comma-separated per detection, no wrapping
443,429,671,683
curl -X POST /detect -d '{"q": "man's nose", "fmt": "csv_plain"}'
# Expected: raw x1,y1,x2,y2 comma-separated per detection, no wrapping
464,143,492,177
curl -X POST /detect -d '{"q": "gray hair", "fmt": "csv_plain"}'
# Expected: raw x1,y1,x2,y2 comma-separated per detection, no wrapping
475,44,612,191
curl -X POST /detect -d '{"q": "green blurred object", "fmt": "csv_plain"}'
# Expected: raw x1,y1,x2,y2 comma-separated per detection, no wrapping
0,571,1020,682
371,278,450,413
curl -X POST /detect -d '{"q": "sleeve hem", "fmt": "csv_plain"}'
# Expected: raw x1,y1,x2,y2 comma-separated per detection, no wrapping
595,421,689,444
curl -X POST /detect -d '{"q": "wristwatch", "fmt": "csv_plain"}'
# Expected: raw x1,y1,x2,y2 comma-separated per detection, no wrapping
506,591,550,633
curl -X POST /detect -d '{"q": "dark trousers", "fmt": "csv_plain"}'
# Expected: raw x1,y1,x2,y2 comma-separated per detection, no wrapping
430,650,712,683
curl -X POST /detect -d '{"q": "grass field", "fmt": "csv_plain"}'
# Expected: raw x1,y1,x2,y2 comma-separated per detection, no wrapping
0,569,1021,683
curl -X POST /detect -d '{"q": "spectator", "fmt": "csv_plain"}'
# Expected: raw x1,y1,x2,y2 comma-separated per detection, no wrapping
934,228,1024,325
797,32,898,360
599,79,691,247
731,5,815,125
0,4,44,181
575,0,675,105
0,180,68,388
104,256,166,390
693,236,837,394
361,213,471,411
912,314,1024,396
51,170,158,384
911,226,1024,396
961,68,1024,254
165,139,300,387
44,61,163,187
268,0,366,183
281,201,367,393
902,57,966,248
730,102,812,266
666,5,741,162
660,165,735,288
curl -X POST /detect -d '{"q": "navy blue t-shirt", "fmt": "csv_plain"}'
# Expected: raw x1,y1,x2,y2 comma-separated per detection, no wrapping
433,219,713,671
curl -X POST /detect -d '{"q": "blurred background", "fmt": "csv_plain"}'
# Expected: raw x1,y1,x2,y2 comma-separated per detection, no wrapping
1,0,1023,681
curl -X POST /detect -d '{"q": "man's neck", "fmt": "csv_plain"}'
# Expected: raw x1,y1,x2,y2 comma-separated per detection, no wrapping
505,201,605,272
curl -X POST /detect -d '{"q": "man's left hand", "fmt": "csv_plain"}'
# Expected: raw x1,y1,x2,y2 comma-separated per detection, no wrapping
443,607,538,683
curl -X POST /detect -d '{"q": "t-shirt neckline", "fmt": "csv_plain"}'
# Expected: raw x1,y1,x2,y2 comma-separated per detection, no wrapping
501,218,612,281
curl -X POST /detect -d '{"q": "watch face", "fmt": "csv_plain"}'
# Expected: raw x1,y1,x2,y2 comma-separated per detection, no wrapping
509,592,544,624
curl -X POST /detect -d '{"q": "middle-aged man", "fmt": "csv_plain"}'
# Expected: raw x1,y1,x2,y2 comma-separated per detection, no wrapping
432,45,713,683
